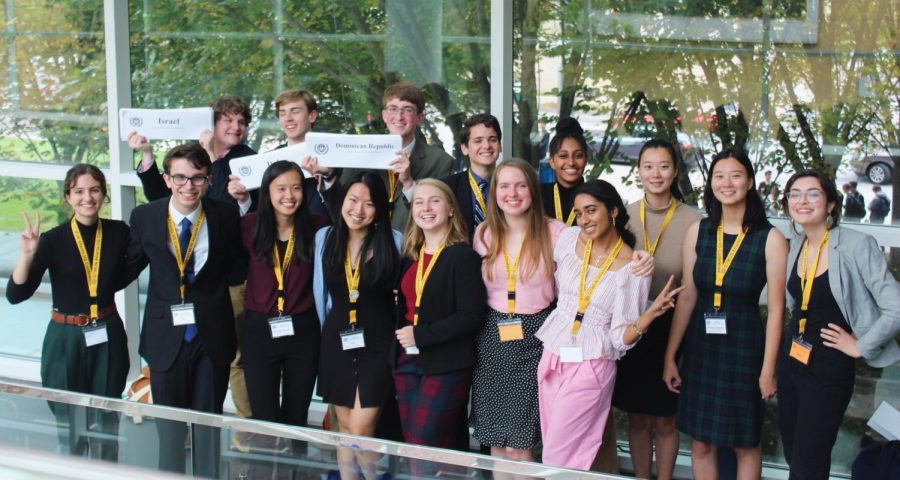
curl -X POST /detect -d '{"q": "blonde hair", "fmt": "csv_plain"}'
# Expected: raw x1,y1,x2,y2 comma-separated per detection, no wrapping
402,179,469,260
478,158,554,281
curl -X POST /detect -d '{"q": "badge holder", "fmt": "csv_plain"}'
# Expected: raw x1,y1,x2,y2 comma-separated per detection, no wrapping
704,310,727,335
405,346,420,355
269,315,294,338
789,336,813,365
340,326,366,350
171,303,196,326
83,320,108,347
560,344,583,363
497,317,524,342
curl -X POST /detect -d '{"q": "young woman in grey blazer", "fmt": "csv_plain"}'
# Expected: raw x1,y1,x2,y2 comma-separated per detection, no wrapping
778,169,900,480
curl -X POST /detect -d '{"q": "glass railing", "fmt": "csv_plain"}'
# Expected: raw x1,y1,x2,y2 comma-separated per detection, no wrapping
0,381,622,479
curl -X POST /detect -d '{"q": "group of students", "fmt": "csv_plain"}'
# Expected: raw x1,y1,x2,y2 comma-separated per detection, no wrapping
8,81,900,480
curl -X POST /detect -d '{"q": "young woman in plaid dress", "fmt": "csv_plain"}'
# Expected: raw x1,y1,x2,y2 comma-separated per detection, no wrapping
664,148,788,479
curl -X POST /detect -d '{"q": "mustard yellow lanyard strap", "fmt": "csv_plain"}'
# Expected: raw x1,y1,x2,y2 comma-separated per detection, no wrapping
554,183,576,226
468,171,487,215
572,236,624,336
413,243,445,326
166,211,205,303
502,244,523,315
640,198,677,256
714,223,747,310
272,228,296,314
71,217,102,320
345,246,362,325
388,172,399,219
798,231,829,335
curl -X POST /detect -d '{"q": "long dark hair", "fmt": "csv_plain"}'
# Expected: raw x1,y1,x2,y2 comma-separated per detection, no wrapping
252,160,314,265
703,147,768,233
323,172,398,286
638,138,685,202
573,179,637,248
781,169,841,229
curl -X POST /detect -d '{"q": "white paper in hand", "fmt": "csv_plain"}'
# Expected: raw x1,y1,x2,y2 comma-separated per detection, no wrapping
306,132,401,170
229,143,312,190
119,107,213,141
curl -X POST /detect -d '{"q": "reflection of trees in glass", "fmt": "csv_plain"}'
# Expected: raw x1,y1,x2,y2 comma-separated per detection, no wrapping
611,0,807,19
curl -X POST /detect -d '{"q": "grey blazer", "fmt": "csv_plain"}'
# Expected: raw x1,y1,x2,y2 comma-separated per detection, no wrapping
785,226,900,368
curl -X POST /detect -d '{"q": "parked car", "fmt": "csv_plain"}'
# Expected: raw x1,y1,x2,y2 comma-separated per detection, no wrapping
850,150,897,185
590,125,702,168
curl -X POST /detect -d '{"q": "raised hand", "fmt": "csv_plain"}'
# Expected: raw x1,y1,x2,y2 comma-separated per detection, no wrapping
20,212,41,256
648,275,685,319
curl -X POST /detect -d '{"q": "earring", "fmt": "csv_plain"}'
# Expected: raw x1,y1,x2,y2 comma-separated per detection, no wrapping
610,216,616,227
373,222,379,231
826,214,833,227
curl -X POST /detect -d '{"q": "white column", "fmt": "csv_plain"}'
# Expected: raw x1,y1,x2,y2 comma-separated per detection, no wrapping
491,0,513,156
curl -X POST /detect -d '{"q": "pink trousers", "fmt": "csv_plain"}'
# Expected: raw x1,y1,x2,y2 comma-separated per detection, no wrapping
538,350,617,471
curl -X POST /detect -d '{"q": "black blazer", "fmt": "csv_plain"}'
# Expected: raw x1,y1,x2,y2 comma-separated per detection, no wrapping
392,243,486,375
441,171,477,244
127,197,247,371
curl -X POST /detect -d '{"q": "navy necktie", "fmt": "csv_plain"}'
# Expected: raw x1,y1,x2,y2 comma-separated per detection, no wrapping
179,217,197,342
473,179,488,227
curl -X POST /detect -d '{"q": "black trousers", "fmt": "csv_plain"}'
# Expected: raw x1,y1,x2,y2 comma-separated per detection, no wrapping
777,350,855,480
242,309,320,426
151,339,230,478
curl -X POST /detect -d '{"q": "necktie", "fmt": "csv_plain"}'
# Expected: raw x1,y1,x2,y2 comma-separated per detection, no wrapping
180,217,197,342
473,179,488,227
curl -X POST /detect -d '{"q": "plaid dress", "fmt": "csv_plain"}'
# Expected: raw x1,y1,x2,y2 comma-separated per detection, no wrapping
676,218,772,447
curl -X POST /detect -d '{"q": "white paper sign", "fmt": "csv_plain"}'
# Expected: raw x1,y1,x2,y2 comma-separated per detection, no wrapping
119,107,213,141
229,143,312,190
868,401,900,441
306,132,401,170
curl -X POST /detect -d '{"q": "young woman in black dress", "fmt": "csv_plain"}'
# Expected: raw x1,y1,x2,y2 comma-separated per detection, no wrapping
313,172,400,480
7,164,141,460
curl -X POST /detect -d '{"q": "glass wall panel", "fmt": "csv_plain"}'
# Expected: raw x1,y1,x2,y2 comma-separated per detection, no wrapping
0,1,108,167
128,0,491,165
514,1,899,476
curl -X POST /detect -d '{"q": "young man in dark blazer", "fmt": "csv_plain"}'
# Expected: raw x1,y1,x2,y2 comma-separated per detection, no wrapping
441,113,502,243
127,142,246,476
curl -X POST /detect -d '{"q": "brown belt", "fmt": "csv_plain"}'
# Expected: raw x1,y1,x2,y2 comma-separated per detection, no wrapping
51,305,118,326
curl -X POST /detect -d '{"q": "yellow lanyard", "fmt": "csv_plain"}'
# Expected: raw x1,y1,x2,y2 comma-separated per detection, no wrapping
798,231,829,335
272,228,296,314
70,217,102,320
388,172,399,219
714,223,747,310
572,236,624,335
640,198,677,256
554,183,576,226
413,243,445,326
468,171,487,215
345,246,362,325
166,211,205,302
502,244,523,315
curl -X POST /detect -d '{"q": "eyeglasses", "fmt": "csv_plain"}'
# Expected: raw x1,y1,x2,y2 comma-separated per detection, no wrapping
787,189,824,203
168,174,209,186
383,105,417,116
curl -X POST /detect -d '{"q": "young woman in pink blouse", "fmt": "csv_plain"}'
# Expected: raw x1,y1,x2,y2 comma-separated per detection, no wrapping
469,159,566,465
535,179,682,471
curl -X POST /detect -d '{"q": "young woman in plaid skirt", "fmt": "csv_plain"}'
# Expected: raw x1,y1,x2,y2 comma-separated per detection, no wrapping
664,148,788,480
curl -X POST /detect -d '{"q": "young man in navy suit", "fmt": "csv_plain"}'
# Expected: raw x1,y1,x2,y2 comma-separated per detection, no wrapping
127,142,245,476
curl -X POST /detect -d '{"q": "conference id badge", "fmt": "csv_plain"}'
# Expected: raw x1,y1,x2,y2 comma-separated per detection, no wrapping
340,328,366,350
171,303,196,326
405,346,420,355
497,318,524,342
559,345,584,363
268,315,295,338
704,312,727,335
83,322,108,347
789,337,813,365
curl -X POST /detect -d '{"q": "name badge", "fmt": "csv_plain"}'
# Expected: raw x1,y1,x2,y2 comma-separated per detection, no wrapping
171,303,196,326
340,328,366,350
789,337,813,365
559,345,584,363
405,346,420,355
268,315,295,338
704,312,727,335
497,318,524,342
83,322,108,347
